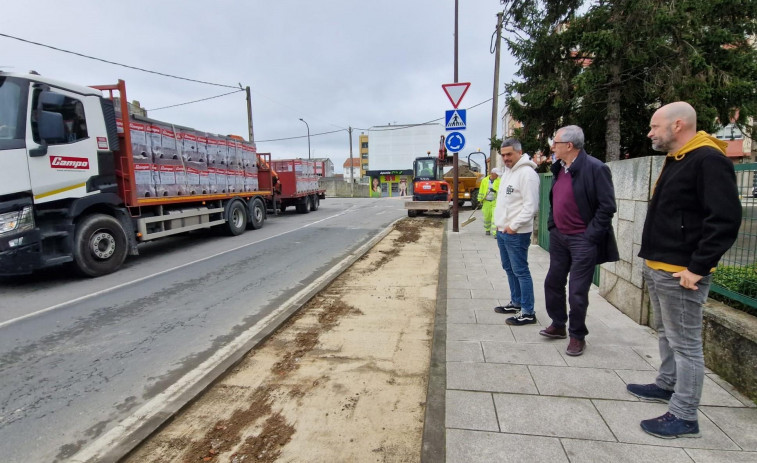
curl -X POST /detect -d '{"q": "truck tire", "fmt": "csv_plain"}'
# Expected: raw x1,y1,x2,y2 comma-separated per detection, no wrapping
247,198,265,230
297,196,310,214
442,209,451,218
73,214,128,277
225,200,247,236
310,194,319,211
470,189,480,210
408,209,418,218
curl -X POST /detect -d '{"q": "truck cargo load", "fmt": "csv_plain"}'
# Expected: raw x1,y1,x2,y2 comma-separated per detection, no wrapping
0,72,323,277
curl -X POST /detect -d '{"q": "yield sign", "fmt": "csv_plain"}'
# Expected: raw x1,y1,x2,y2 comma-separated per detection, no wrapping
442,82,471,108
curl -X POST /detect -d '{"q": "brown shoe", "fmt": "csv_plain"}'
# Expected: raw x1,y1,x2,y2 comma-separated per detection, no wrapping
539,325,567,339
566,338,586,356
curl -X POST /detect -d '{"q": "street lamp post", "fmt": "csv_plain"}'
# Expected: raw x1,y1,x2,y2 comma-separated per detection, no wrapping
299,118,311,159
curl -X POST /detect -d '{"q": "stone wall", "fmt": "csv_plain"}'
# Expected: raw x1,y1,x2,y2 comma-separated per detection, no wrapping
319,178,370,198
599,156,664,325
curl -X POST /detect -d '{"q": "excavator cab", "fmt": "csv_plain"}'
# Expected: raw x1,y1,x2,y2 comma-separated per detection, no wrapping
411,156,451,202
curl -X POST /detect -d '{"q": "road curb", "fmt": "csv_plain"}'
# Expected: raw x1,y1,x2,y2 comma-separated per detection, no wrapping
71,219,402,463
421,224,447,462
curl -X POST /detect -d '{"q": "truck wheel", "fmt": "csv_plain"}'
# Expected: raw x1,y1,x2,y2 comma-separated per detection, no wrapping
408,209,418,217
73,214,128,277
225,201,247,236
247,198,265,230
470,189,480,210
310,194,319,211
442,209,451,218
458,200,465,208
297,196,311,214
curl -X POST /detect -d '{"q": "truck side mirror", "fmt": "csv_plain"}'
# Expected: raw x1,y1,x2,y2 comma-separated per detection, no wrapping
29,111,65,157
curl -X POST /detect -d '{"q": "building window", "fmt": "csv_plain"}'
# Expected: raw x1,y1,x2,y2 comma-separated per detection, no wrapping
361,142,368,148
715,123,743,141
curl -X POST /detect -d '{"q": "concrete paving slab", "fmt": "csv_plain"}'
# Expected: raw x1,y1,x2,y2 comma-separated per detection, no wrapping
700,406,757,451
585,323,659,347
685,449,757,462
447,323,515,343
447,278,494,290
615,370,747,407
448,298,498,311
483,341,568,366
593,400,740,450
445,390,499,432
706,373,757,408
447,308,476,324
510,322,556,349
447,362,538,394
492,394,616,441
447,340,484,362
447,287,473,299
472,289,503,300
474,309,512,325
446,429,568,463
561,438,693,463
529,365,639,400
561,345,655,370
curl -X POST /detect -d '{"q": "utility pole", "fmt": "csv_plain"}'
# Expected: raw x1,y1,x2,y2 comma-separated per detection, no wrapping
490,12,504,169
348,126,354,197
452,0,460,233
245,86,254,143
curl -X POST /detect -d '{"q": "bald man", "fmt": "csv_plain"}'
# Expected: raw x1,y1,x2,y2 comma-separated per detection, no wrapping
627,102,741,438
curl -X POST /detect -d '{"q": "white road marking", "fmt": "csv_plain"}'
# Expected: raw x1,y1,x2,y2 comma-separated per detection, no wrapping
0,208,359,330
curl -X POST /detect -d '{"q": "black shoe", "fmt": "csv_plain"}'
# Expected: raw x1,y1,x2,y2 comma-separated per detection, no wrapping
627,383,673,403
640,412,700,439
506,312,536,325
494,302,520,314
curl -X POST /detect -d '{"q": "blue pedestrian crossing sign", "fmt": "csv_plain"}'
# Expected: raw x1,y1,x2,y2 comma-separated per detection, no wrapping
445,109,466,130
445,131,466,153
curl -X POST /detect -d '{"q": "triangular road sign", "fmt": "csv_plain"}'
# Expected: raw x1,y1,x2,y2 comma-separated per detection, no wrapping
442,82,471,108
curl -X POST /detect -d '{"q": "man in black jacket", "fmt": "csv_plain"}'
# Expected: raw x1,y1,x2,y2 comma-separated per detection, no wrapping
540,125,619,356
628,102,741,439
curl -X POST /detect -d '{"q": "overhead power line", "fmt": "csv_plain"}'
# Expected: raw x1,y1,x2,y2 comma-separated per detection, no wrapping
147,89,245,111
0,33,238,89
256,128,346,143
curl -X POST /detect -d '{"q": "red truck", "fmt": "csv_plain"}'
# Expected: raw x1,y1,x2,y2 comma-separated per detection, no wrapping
0,73,323,277
270,158,326,213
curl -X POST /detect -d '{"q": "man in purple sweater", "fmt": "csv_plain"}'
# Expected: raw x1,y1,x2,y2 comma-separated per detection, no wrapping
540,125,619,356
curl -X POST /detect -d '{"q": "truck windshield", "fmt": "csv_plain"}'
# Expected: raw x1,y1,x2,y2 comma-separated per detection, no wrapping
0,76,27,149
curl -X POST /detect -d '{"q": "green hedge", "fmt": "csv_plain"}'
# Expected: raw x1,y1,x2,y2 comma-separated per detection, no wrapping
711,265,757,317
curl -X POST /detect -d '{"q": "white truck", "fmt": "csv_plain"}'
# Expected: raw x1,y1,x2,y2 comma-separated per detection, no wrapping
0,72,281,277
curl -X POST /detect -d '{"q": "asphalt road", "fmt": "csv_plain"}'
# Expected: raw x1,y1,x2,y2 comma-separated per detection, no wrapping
0,197,407,463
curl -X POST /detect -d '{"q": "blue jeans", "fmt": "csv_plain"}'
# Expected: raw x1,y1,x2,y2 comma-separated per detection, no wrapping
644,266,712,421
496,231,534,315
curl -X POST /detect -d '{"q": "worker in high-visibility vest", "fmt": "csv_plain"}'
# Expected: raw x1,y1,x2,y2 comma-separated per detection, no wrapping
477,167,501,235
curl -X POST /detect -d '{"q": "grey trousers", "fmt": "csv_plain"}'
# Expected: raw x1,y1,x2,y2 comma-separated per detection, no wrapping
644,266,712,421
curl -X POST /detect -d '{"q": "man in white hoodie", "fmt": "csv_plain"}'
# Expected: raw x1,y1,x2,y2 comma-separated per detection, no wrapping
493,139,540,325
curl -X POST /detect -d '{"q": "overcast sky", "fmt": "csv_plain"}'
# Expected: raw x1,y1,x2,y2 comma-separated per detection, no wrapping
2,1,517,173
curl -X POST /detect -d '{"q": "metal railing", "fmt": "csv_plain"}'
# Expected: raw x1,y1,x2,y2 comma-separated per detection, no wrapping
710,163,757,312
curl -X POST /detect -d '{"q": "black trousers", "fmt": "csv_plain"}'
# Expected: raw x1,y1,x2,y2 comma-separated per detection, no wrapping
544,229,598,340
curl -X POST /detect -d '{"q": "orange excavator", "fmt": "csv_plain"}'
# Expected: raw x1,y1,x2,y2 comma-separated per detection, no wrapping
405,154,452,218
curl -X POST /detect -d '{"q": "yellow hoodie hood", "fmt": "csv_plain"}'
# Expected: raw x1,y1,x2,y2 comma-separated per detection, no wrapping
668,131,728,161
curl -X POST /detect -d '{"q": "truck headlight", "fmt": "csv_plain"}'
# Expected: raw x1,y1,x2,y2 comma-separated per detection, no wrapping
0,206,35,235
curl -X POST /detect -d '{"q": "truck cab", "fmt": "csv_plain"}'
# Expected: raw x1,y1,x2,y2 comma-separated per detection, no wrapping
0,72,121,275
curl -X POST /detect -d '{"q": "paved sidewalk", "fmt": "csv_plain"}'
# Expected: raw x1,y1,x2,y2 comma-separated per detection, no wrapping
442,215,757,463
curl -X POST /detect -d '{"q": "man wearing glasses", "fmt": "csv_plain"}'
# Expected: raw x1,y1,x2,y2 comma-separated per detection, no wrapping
540,125,619,356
